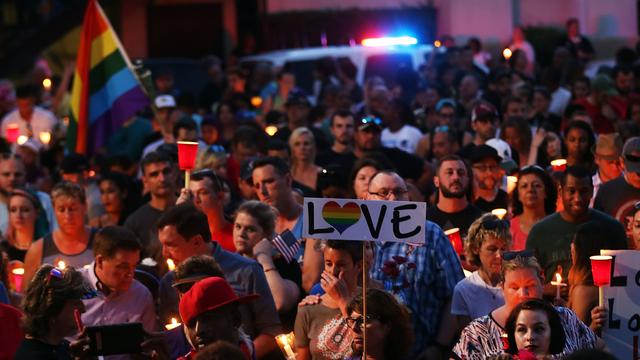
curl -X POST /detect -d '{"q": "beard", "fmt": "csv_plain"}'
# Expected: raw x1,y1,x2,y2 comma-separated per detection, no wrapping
441,183,467,198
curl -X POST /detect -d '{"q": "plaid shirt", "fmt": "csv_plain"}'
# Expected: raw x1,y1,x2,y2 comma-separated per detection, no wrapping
371,220,464,355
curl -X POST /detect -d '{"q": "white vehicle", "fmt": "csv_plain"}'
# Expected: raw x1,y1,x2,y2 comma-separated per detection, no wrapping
240,37,444,96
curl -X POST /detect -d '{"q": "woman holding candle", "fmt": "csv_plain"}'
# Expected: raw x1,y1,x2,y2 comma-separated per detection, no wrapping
294,240,362,360
510,166,557,251
568,221,612,332
453,253,602,359
452,214,511,331
345,288,413,360
289,127,322,193
1,189,40,263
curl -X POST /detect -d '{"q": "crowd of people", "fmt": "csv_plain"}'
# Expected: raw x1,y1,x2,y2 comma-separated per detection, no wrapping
0,17,639,360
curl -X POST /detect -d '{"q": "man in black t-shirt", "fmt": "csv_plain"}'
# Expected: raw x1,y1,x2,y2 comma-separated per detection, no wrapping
470,145,509,212
427,155,483,238
316,110,357,173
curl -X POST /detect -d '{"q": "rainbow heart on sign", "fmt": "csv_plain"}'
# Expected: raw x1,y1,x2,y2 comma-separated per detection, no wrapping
322,201,361,234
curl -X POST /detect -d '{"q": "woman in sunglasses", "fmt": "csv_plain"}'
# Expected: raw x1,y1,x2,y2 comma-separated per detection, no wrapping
452,214,511,332
15,264,93,359
510,166,557,250
453,253,601,359
345,288,413,360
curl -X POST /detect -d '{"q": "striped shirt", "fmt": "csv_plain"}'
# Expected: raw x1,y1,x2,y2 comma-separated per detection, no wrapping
452,306,597,359
371,220,464,356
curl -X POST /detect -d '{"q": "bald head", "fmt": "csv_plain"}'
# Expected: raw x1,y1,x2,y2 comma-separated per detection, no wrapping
366,171,408,201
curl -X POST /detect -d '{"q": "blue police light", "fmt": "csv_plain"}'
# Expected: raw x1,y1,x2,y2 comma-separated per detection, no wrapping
361,36,418,47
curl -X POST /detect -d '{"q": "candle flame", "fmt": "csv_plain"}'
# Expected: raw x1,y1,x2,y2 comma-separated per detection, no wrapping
17,135,28,145
503,48,512,60
57,260,66,269
39,131,51,145
165,317,181,330
555,272,562,283
42,78,52,90
491,208,507,220
167,259,176,271
434,40,442,48
265,125,278,136
507,176,518,194
550,159,567,166
12,268,25,275
250,96,263,107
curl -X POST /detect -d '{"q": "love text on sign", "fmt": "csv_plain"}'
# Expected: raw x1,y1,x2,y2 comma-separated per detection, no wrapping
601,250,640,360
302,198,426,244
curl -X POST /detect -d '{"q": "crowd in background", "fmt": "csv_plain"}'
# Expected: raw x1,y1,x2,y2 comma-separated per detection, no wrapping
0,16,639,360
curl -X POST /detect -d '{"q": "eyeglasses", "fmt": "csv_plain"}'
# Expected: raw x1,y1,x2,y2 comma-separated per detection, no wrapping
502,249,535,261
480,219,509,231
345,314,379,330
368,188,408,199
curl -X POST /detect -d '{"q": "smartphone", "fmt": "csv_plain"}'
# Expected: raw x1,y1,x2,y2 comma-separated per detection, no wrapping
86,323,144,356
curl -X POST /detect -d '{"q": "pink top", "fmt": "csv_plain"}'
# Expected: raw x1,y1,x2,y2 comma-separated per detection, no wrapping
510,216,528,251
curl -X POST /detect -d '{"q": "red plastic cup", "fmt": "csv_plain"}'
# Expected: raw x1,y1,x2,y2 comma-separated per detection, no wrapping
445,228,463,255
177,141,199,170
550,159,567,172
6,124,19,143
590,255,612,287
11,267,24,292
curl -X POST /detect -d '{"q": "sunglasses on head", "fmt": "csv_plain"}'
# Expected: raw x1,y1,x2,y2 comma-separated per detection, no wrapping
360,117,383,126
46,268,97,300
502,249,535,261
480,219,509,231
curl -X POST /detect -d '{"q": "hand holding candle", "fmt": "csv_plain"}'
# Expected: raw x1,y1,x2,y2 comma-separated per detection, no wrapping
590,255,613,307
276,332,296,360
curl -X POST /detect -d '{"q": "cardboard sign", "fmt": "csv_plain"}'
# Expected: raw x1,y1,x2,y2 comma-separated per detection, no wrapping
601,250,640,359
302,198,426,244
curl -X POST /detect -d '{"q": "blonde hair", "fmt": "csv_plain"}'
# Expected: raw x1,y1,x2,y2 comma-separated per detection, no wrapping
464,213,512,267
500,255,543,282
195,150,228,171
288,127,316,160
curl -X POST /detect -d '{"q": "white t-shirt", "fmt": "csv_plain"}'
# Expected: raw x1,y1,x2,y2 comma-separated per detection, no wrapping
451,270,504,320
381,124,423,154
1,107,57,147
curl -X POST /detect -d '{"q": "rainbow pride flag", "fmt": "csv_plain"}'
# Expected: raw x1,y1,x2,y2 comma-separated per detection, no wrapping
68,0,149,155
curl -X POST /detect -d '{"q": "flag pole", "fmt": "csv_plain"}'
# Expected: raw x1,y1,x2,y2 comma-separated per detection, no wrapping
362,243,367,358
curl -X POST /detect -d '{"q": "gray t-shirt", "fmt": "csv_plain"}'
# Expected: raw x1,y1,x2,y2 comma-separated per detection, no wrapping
294,303,354,360
451,271,504,320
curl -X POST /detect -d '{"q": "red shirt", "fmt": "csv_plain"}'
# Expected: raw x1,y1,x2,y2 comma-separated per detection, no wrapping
213,221,236,252
0,303,23,360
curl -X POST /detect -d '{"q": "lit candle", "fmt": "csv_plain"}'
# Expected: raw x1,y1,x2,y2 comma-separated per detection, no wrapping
167,259,176,271
39,131,51,145
6,124,19,143
491,208,507,220
590,255,613,307
276,333,296,360
165,317,181,330
11,267,24,292
550,159,567,172
250,96,263,108
16,135,28,145
506,176,518,194
57,260,66,270
502,48,512,60
434,40,442,48
265,125,278,136
42,78,52,92
550,272,566,299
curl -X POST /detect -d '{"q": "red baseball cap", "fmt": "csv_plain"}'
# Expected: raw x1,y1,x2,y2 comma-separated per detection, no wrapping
179,277,259,325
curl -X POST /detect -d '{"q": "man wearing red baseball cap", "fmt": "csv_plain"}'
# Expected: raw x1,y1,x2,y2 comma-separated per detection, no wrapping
178,276,258,360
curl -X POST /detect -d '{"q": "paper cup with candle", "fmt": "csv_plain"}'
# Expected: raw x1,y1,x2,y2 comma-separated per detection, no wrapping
444,228,463,255
177,141,199,188
550,159,567,172
506,176,518,194
6,124,19,143
590,255,612,307
165,317,181,330
276,332,296,360
11,267,24,292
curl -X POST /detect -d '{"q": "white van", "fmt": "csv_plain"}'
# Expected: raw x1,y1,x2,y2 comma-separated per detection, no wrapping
240,42,443,96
